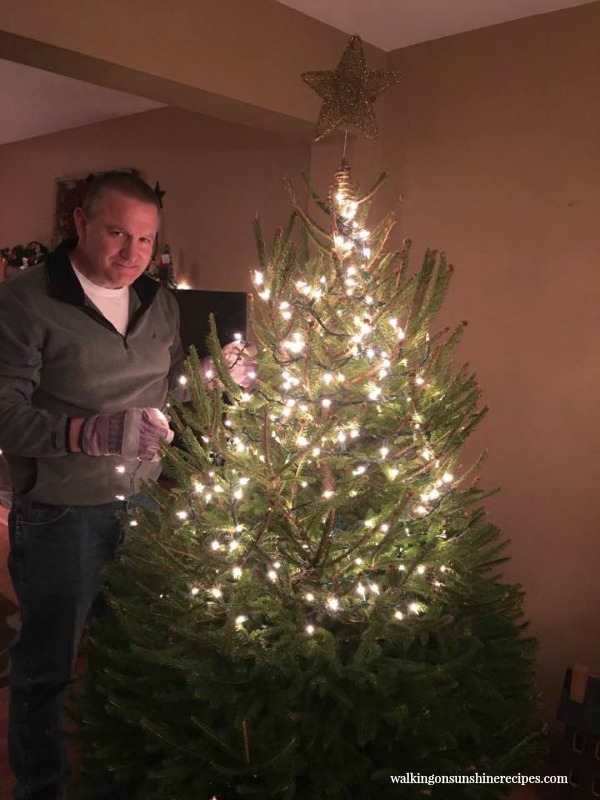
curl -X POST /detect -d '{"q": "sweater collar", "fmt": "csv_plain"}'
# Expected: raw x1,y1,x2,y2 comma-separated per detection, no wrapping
45,237,161,309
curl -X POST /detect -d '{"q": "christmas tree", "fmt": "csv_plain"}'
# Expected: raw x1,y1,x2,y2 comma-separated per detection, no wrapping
79,37,541,800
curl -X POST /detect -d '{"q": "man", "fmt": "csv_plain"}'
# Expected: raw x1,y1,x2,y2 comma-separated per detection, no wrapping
0,171,253,800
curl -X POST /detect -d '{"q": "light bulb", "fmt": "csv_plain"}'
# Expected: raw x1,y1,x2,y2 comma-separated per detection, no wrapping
305,624,315,635
326,597,339,611
283,334,305,354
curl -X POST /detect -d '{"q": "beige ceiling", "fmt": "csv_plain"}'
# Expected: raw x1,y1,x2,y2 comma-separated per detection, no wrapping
276,0,596,51
0,0,595,145
0,58,163,146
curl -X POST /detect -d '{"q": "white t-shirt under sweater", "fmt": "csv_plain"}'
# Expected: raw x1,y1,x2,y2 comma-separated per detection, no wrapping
72,265,130,336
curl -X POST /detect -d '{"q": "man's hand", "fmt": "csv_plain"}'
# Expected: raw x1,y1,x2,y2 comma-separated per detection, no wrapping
202,341,258,391
70,408,174,460
221,341,258,389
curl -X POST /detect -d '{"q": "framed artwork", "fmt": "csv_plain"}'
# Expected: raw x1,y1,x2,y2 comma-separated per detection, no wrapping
53,168,141,244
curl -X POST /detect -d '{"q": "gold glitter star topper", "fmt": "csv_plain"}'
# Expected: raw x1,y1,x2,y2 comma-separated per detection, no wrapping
302,35,401,142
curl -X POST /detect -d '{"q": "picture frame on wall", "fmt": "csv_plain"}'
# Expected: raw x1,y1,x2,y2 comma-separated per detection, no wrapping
53,168,141,245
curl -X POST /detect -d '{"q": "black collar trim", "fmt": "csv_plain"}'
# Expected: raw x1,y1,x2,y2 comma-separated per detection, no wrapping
45,237,161,309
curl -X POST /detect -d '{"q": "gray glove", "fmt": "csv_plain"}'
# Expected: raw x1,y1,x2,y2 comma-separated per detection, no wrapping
202,341,258,390
79,407,174,460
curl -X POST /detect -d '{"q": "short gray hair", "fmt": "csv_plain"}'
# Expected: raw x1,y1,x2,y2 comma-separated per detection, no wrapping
82,171,161,218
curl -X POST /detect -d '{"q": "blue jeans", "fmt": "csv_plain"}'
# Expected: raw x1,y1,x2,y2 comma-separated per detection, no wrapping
7,494,128,800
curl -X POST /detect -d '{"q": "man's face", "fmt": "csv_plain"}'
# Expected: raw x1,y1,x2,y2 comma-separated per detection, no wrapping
73,189,159,289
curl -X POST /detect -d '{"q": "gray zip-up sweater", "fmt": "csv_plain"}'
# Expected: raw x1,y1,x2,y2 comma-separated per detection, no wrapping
0,238,185,505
